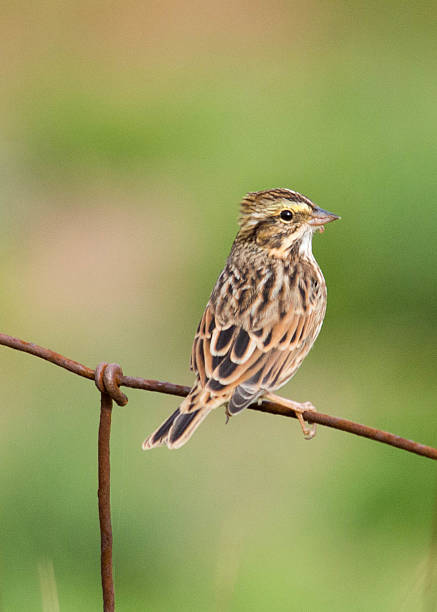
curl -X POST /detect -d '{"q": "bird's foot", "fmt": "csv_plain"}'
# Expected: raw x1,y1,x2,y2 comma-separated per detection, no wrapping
262,393,317,440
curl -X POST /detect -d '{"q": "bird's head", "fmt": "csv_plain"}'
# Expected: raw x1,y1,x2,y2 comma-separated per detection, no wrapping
238,188,340,257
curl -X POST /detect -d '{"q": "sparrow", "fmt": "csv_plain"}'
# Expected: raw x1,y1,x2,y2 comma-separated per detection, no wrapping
143,188,339,450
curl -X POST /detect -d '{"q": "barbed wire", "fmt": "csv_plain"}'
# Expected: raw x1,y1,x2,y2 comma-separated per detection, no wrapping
1,331,436,612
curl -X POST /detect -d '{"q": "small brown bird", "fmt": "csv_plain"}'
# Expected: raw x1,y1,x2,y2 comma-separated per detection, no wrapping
143,188,339,450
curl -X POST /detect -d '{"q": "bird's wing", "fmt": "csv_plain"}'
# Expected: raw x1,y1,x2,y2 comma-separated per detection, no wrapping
186,295,323,414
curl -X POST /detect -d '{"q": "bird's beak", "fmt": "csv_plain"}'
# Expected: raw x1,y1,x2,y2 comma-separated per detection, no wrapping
309,206,340,231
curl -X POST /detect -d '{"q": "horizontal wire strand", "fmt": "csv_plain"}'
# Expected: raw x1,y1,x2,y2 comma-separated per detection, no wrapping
1,332,436,461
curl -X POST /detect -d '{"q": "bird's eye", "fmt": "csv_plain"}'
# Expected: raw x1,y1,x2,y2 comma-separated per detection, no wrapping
280,209,294,221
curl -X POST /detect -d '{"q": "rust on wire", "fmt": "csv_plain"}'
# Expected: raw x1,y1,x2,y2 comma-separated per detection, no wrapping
0,333,95,379
255,400,437,461
98,392,115,612
0,332,436,461
95,362,129,406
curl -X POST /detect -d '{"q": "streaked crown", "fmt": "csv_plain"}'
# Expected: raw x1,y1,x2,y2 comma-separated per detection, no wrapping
239,188,315,232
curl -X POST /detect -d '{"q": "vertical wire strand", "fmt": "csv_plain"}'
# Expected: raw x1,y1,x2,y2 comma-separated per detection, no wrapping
98,392,115,611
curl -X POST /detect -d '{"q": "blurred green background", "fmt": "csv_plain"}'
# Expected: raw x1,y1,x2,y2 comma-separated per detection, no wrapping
1,1,437,610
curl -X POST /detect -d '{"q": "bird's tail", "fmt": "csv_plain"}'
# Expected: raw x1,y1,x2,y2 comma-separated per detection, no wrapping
142,405,212,450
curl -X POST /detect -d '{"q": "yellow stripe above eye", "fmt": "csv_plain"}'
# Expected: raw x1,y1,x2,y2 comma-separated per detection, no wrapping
285,202,311,214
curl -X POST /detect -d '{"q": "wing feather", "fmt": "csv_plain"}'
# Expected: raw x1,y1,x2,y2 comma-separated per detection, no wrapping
187,264,325,414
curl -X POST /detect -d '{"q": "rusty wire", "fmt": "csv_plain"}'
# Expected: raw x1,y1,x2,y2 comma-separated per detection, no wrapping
1,332,436,460
97,392,115,612
1,331,437,611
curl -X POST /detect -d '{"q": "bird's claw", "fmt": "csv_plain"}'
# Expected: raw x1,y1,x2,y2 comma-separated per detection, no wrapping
297,402,317,439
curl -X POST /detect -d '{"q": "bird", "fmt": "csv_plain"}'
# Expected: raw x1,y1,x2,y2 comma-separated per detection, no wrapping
143,188,339,450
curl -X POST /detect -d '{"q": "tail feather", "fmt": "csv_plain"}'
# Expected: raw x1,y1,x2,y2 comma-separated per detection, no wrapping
167,408,212,449
142,408,180,450
143,406,212,450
